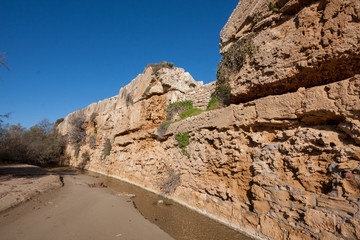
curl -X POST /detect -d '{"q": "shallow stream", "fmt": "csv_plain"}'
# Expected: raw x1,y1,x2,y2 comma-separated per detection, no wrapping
82,170,253,240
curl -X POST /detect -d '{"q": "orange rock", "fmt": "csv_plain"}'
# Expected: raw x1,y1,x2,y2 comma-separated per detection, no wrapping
260,215,285,240
304,209,336,232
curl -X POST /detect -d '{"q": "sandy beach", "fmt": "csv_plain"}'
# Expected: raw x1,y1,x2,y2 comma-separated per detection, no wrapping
0,164,174,240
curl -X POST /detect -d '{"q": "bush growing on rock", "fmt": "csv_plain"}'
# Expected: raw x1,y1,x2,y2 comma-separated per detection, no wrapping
217,33,255,84
166,100,203,121
89,113,98,127
89,134,97,149
175,132,190,158
102,138,112,159
206,96,222,110
54,118,64,127
146,61,174,76
207,84,232,109
144,86,151,94
216,33,255,105
67,112,86,157
269,3,279,12
157,121,172,137
160,169,180,194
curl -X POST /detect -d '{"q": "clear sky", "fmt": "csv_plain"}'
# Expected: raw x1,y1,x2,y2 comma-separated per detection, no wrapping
0,0,237,128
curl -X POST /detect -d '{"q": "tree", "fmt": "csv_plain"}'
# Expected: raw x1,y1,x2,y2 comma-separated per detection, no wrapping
0,123,27,162
0,114,10,157
67,112,86,158
0,113,10,125
0,52,9,71
0,118,65,166
23,119,65,166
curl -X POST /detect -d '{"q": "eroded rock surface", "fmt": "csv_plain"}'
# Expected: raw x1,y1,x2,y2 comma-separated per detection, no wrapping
58,1,360,239
219,0,360,104
58,73,360,239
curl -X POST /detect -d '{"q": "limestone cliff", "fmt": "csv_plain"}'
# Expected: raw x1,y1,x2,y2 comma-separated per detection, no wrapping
219,0,360,104
58,64,204,164
58,1,360,239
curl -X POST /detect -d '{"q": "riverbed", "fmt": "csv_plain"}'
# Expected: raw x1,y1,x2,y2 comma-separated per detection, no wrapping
0,166,253,240
83,170,253,240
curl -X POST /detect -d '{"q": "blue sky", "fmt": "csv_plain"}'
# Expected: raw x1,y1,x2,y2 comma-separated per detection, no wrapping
0,0,237,128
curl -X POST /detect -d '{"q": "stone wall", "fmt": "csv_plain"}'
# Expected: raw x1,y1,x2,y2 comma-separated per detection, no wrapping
185,82,216,110
58,75,360,240
218,0,360,104
57,1,360,239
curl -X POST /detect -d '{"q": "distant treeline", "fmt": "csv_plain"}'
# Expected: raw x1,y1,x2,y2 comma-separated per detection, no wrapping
0,117,66,166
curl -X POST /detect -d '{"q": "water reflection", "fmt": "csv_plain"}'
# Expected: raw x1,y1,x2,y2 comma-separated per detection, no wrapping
83,170,253,240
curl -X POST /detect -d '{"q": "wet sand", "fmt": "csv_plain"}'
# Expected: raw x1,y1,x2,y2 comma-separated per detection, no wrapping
0,166,174,240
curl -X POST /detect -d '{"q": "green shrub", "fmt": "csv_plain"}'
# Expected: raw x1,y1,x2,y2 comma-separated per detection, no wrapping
175,132,190,158
216,83,231,96
207,96,220,110
166,100,203,121
181,148,190,158
179,108,203,120
206,84,232,111
167,100,193,111
269,3,278,12
144,86,151,94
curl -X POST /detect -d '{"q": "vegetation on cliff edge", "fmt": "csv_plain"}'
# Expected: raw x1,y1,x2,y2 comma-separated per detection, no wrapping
167,100,203,121
146,61,174,76
175,132,190,158
216,32,255,105
102,138,112,159
67,113,86,158
160,169,181,194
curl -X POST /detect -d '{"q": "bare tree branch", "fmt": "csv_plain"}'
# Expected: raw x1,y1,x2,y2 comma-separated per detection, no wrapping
0,52,9,71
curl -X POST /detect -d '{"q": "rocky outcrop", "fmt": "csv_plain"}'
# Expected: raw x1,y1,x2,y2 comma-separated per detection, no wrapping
59,73,360,240
57,64,204,166
57,1,360,239
218,0,360,104
185,82,216,110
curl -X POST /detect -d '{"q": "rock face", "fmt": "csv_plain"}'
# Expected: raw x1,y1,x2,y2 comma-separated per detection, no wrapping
57,64,205,167
218,0,360,104
58,1,360,239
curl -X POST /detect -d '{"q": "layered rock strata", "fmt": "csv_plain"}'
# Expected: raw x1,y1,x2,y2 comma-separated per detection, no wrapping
59,73,360,240
185,82,216,110
219,0,360,104
58,1,360,239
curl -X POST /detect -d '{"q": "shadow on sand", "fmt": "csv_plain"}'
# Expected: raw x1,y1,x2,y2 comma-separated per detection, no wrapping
0,163,78,181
